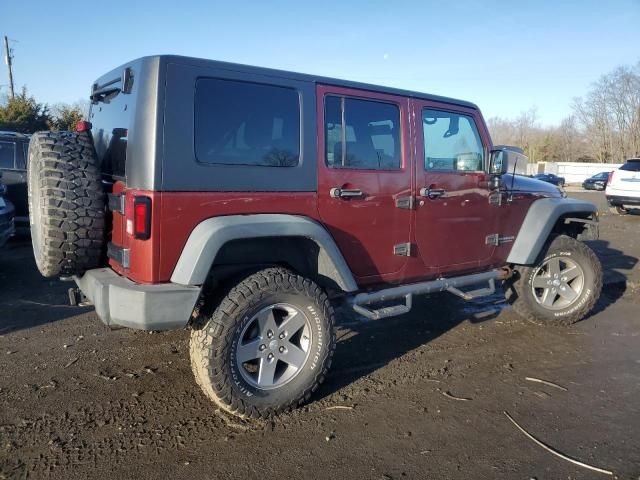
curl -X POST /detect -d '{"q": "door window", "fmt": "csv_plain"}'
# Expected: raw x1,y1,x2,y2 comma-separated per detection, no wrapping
325,96,401,170
422,109,484,172
0,141,16,169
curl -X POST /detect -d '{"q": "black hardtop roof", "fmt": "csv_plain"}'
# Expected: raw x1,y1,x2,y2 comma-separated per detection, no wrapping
102,55,479,110
0,131,30,141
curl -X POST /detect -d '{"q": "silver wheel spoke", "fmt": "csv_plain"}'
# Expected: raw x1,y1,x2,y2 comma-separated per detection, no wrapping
257,357,278,387
279,310,306,335
558,286,578,302
532,276,550,289
281,343,307,369
561,265,581,282
541,288,556,307
257,309,278,337
237,338,262,363
547,257,561,277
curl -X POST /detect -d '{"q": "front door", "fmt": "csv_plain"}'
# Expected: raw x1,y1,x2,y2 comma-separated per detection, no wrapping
316,85,412,285
412,100,499,276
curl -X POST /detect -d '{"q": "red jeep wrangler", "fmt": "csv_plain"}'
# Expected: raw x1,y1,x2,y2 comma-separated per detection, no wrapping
27,56,602,418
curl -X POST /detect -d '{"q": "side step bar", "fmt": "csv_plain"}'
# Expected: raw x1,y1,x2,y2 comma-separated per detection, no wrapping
350,269,507,321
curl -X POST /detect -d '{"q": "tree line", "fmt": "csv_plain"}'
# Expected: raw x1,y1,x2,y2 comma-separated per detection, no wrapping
488,61,640,164
0,87,86,134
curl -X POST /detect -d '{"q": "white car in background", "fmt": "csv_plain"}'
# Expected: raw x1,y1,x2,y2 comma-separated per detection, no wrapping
606,158,640,214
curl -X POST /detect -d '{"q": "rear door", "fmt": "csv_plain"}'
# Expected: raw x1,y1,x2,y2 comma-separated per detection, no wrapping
316,85,412,285
412,100,500,275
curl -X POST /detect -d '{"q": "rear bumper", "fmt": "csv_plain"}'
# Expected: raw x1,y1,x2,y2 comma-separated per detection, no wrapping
74,268,201,330
606,194,640,207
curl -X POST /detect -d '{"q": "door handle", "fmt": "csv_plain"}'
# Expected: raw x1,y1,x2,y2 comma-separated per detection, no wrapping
330,187,365,199
419,186,446,200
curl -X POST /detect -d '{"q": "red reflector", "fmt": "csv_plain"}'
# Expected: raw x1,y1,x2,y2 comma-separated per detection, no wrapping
133,197,151,240
608,171,614,184
76,120,92,132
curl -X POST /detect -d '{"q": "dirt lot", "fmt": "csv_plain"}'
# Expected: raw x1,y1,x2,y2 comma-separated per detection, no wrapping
1,191,639,480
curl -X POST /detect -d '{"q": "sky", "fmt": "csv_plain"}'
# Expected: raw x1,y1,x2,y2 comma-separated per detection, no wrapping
1,0,639,125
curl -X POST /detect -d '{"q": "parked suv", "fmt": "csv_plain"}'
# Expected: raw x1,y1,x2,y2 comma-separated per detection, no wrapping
0,173,15,247
0,131,29,233
606,158,640,214
27,56,602,418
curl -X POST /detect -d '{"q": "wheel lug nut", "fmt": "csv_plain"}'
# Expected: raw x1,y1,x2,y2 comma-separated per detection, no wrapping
259,344,266,351
279,332,285,339
267,330,273,339
279,346,285,353
267,353,274,360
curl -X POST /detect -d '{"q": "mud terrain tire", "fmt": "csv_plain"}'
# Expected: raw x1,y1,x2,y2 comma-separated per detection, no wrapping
190,267,335,419
505,235,602,326
28,131,105,277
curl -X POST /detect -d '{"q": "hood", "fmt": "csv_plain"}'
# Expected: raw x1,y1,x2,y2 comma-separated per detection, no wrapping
503,174,563,198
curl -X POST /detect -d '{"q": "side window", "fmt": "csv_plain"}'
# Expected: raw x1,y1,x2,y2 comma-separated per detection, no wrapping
325,95,401,170
422,109,484,172
0,141,16,169
16,142,27,170
195,78,300,167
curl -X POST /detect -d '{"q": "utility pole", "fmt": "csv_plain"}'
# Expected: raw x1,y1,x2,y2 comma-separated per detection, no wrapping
3,35,15,99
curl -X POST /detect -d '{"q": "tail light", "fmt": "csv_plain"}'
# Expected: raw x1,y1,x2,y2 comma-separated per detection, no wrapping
75,120,92,132
608,171,615,184
133,196,152,240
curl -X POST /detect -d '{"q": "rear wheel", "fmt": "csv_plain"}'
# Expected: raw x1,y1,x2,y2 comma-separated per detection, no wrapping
27,131,105,277
189,267,335,418
505,235,602,326
609,205,628,215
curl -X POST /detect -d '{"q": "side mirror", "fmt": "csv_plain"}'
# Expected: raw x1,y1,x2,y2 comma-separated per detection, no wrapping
489,146,528,176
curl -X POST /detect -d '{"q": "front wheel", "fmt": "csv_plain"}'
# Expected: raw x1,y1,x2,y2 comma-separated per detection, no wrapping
505,235,602,326
189,267,335,418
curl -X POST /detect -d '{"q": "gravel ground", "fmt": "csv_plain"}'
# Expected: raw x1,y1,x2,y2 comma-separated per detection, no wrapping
1,191,639,480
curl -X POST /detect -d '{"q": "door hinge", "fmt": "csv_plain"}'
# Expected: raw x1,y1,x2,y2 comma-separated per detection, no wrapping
393,242,412,256
395,196,415,210
486,234,515,246
107,242,130,268
485,234,499,246
488,192,502,206
107,193,126,215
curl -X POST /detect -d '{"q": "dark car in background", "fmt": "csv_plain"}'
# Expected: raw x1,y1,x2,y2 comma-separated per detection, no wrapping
0,173,16,247
0,131,29,233
582,171,610,191
533,172,566,187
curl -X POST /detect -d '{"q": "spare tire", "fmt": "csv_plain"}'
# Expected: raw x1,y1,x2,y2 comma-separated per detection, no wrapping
27,131,106,277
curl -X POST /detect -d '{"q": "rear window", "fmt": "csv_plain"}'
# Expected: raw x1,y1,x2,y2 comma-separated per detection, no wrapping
195,78,300,167
620,161,640,172
0,141,16,169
